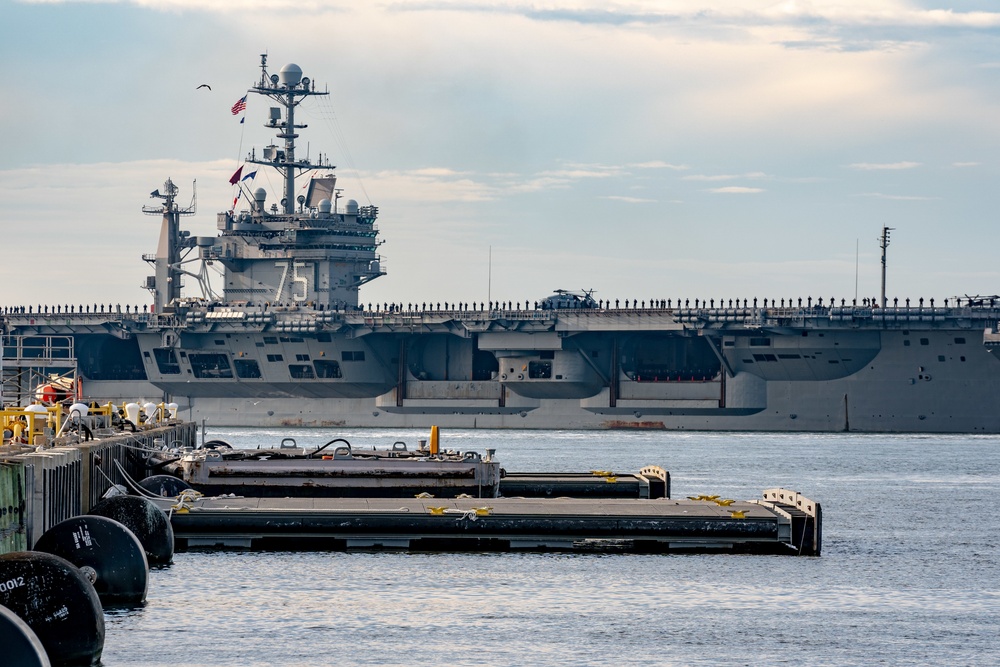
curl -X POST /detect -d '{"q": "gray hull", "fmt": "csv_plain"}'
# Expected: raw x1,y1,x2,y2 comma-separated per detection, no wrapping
62,320,1000,432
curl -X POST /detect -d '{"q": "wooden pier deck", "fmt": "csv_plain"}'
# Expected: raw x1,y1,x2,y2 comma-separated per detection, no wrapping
156,487,820,556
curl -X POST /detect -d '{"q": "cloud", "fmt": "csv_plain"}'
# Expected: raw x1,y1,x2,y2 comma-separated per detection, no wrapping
708,186,764,194
684,172,767,182
848,161,922,170
21,1,1000,32
601,195,656,203
855,192,939,201
371,168,500,202
628,161,689,171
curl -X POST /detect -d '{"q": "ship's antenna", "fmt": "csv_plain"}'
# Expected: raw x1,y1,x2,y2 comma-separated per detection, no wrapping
879,226,893,308
247,57,328,215
854,238,859,303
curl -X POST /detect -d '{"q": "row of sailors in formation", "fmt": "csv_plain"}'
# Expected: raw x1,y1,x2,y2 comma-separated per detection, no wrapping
2,296,995,316
2,304,149,315
356,296,984,312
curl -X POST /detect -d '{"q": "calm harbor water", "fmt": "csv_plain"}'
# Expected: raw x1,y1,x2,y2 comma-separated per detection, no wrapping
101,429,1000,666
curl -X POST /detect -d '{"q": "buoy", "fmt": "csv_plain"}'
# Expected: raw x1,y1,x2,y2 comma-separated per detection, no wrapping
138,474,193,497
89,494,175,566
35,384,57,404
34,516,148,605
67,402,89,418
0,551,105,667
0,604,51,667
124,403,140,425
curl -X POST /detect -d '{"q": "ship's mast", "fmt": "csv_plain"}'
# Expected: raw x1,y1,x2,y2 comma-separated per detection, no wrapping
246,54,329,214
143,178,194,312
879,226,893,308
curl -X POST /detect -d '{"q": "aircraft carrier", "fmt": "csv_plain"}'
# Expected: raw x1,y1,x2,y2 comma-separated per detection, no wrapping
4,55,1000,432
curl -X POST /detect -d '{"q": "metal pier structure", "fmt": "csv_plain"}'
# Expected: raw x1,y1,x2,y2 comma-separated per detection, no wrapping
155,487,821,556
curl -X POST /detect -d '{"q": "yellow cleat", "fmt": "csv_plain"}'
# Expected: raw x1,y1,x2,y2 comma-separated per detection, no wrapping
715,499,735,506
428,506,446,515
730,510,746,519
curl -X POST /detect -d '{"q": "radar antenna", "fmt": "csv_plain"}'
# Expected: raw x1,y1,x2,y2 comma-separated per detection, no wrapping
246,54,331,215
879,226,893,308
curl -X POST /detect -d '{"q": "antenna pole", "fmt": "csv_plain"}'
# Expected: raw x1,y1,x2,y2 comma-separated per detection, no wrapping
879,226,893,308
488,245,492,310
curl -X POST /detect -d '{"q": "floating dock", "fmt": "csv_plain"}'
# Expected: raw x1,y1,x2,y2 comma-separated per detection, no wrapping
155,487,820,555
500,466,669,499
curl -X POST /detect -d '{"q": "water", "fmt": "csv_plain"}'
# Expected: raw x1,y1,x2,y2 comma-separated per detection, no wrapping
101,430,1000,666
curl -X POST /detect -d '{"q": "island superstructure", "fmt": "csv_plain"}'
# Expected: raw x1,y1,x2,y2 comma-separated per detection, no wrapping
3,56,1000,432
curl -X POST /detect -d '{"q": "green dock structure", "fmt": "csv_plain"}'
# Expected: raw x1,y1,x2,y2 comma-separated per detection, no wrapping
155,487,821,556
0,462,29,552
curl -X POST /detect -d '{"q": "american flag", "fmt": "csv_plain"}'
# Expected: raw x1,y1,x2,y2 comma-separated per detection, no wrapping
231,95,247,115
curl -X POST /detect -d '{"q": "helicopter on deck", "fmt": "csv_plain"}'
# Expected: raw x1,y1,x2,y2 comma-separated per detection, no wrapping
539,289,598,310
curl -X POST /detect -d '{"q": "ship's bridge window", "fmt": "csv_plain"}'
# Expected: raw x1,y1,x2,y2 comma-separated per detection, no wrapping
234,359,262,379
920,338,930,346
538,351,555,360
153,348,181,375
188,353,233,379
528,361,553,379
289,364,315,379
267,354,284,362
749,337,771,347
313,360,343,378
342,350,365,362
955,337,966,344
263,337,278,345
296,354,310,362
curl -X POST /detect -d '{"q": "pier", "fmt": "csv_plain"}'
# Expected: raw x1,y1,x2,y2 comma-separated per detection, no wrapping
2,416,819,557
155,487,820,556
0,422,197,552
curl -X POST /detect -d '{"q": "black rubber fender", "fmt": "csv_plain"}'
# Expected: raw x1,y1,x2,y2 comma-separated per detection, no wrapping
0,604,51,667
0,551,105,666
137,474,193,498
34,516,148,606
89,494,175,566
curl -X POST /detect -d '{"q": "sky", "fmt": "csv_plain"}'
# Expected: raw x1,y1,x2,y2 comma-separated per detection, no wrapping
2,0,1000,309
